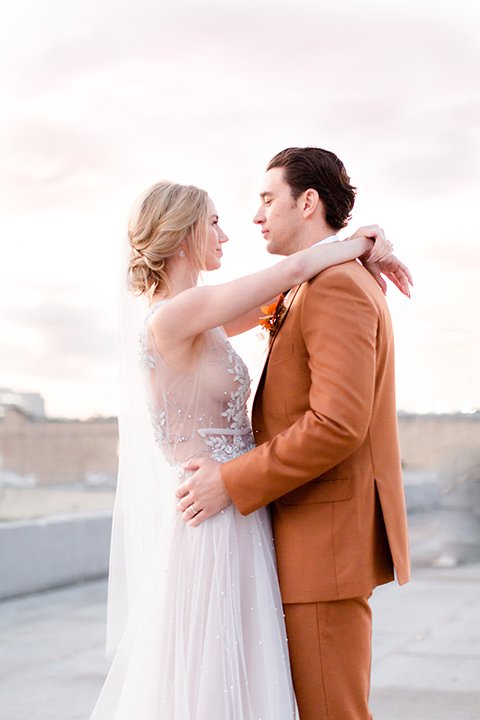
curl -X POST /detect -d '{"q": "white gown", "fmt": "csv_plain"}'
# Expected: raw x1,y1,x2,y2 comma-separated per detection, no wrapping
90,303,297,719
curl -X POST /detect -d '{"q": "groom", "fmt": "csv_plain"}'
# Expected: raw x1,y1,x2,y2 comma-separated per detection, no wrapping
177,147,410,719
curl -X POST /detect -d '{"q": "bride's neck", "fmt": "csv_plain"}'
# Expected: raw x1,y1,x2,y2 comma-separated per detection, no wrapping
150,257,200,305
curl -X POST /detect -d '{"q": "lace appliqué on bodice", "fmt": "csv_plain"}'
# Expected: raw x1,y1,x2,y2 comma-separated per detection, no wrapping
139,317,255,465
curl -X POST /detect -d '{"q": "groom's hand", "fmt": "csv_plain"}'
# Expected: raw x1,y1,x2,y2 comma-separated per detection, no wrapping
176,457,232,526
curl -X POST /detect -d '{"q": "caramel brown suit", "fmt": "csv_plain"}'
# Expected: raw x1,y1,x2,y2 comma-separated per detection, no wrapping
221,260,410,719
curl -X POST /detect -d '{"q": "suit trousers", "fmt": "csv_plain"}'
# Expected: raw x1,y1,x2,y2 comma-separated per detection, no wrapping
283,596,373,720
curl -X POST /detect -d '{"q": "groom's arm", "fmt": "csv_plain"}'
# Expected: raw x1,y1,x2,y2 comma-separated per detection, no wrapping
177,265,384,523
221,266,382,514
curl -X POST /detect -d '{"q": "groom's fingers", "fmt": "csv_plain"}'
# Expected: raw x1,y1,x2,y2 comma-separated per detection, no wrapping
181,504,203,524
187,508,209,527
177,487,194,508
176,458,205,499
175,478,192,500
175,481,190,500
182,458,202,472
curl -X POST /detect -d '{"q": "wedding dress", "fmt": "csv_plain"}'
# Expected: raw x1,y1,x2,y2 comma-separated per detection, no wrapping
90,302,297,719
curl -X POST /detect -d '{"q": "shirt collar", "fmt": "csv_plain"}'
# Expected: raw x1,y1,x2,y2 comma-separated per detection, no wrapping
311,234,339,247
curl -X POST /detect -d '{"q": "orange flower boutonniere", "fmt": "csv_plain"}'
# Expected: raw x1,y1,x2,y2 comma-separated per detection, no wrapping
259,294,287,340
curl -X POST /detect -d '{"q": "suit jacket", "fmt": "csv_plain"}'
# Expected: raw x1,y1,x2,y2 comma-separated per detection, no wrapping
221,260,410,603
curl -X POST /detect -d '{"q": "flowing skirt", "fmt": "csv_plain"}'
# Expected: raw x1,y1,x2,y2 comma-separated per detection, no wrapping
90,469,297,719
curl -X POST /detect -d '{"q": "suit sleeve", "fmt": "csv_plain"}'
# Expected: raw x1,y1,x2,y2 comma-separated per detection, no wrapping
221,268,380,515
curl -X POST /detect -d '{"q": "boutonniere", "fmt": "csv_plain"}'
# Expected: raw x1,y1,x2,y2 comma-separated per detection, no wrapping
259,294,287,341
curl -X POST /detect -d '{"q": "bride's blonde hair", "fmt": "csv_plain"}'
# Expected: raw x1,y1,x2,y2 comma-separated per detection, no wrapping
128,181,209,296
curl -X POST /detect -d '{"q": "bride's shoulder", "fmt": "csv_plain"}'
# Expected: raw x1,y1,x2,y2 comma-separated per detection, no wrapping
146,300,169,333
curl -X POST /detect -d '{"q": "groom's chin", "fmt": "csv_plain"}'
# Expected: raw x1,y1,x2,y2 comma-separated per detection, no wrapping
265,241,281,256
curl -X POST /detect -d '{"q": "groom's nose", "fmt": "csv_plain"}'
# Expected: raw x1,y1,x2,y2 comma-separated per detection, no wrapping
253,207,265,225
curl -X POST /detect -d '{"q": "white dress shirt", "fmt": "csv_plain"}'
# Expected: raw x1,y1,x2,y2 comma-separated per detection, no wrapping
312,234,339,247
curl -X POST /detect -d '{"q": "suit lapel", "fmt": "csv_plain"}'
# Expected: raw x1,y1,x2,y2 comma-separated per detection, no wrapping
268,284,302,352
252,284,303,420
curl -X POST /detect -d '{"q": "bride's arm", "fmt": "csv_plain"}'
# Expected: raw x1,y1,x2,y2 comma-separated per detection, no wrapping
222,226,412,337
223,258,413,338
222,305,275,337
151,235,374,343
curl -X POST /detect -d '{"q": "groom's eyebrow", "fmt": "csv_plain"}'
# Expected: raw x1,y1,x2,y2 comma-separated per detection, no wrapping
260,191,273,199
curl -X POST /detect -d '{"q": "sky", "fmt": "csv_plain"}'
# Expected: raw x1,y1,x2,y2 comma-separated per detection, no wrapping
1,0,479,419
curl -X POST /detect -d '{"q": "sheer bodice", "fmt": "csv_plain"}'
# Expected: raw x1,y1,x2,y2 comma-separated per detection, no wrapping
140,304,256,465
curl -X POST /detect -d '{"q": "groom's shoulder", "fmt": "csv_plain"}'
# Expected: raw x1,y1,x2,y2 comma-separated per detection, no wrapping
309,259,373,288
306,260,384,304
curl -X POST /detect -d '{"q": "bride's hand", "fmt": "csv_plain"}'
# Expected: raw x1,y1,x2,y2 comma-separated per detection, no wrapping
348,225,413,297
363,253,413,297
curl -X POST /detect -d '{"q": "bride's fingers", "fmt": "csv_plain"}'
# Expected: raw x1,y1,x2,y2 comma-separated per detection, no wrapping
374,273,387,295
388,260,413,288
384,257,413,285
398,261,413,286
369,240,393,264
386,269,411,297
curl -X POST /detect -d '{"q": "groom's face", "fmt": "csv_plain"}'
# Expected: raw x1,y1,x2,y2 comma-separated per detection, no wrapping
253,167,303,256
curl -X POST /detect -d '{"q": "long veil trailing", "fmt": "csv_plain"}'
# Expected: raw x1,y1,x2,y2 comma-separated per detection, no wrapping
105,244,172,658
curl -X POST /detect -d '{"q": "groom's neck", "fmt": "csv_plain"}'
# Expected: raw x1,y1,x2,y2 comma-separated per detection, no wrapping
292,225,338,253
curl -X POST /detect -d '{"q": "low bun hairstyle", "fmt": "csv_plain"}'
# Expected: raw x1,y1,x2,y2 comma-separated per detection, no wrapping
128,181,209,296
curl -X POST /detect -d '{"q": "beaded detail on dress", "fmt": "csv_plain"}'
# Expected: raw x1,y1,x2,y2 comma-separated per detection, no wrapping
139,309,255,466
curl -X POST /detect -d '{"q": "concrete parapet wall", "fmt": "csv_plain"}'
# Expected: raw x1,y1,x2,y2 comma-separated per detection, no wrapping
0,511,112,600
398,413,480,469
403,469,440,513
1,465,478,600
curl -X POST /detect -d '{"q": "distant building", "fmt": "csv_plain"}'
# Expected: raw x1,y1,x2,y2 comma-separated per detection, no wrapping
0,389,45,421
0,391,118,486
0,386,479,488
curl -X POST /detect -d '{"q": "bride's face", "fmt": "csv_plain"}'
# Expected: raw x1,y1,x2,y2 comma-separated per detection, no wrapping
205,198,228,271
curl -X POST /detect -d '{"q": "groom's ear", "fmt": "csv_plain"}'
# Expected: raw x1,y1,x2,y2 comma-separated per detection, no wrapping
301,188,320,219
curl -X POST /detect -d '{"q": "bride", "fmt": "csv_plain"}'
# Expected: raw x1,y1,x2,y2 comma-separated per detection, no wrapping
90,181,410,719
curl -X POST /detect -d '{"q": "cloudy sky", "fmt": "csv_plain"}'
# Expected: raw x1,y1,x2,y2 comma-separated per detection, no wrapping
1,0,479,418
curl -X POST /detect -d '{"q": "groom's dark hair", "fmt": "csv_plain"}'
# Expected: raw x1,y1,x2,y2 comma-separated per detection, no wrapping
267,147,356,231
